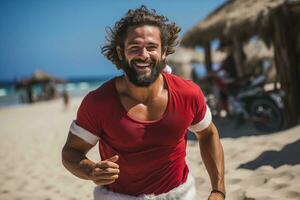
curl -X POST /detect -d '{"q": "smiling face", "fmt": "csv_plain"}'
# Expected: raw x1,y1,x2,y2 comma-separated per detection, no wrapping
118,25,166,87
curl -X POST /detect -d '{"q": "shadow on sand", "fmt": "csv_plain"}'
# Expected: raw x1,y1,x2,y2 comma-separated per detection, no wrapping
238,139,300,170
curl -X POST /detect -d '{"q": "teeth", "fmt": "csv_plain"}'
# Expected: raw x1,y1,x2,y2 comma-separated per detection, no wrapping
135,62,150,67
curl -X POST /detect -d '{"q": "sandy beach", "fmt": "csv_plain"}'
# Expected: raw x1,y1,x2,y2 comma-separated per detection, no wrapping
0,97,300,200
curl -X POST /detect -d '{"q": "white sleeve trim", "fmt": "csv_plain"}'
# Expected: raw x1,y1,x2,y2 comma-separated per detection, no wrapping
188,105,212,133
69,121,99,145
163,65,172,74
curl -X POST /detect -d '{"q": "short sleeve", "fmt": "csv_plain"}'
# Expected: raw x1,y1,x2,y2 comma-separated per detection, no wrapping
69,93,101,145
188,86,212,133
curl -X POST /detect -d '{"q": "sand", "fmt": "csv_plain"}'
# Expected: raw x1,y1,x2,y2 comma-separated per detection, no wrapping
0,97,299,200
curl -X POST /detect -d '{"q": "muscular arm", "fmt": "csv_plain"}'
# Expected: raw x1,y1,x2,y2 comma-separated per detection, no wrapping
61,132,96,179
194,122,225,197
62,132,120,185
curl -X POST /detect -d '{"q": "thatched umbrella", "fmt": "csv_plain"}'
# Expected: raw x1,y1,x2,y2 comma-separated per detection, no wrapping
16,70,65,103
167,42,273,80
167,47,226,79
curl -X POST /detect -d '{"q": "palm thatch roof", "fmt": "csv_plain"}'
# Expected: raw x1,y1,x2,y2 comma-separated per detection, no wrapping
167,47,226,65
16,70,65,88
168,40,272,66
181,0,296,47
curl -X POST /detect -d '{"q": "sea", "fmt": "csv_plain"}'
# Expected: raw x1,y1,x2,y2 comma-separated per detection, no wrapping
0,75,114,107
0,65,212,108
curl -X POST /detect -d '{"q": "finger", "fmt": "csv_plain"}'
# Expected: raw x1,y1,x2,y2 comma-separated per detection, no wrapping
92,174,119,180
93,179,116,186
93,168,120,175
106,155,119,162
95,161,119,169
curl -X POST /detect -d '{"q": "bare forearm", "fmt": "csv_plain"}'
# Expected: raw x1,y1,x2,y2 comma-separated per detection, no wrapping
198,124,225,192
62,147,95,180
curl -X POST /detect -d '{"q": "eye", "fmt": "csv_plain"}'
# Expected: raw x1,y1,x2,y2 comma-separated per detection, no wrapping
128,46,139,52
147,45,158,51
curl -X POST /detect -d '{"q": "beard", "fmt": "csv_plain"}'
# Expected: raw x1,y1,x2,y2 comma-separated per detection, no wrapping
122,58,165,87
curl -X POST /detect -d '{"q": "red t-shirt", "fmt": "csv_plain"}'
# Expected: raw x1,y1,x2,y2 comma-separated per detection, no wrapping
75,73,208,196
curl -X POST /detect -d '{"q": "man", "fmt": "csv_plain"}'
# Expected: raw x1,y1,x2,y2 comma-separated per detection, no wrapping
62,6,225,200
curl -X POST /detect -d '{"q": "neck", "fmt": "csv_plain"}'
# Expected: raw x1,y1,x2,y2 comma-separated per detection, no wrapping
122,74,164,104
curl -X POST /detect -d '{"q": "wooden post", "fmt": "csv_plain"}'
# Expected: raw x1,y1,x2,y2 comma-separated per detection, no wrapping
232,37,245,78
204,42,213,72
272,6,299,127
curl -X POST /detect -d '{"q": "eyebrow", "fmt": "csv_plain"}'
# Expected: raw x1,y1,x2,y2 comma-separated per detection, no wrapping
127,41,159,47
147,42,159,46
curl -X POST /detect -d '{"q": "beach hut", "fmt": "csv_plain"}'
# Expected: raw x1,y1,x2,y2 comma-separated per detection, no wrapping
181,0,300,127
16,70,65,103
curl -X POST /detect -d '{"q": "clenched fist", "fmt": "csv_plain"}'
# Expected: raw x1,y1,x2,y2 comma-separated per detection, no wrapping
80,155,120,186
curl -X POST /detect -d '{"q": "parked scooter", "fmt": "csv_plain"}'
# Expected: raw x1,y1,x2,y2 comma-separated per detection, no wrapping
206,73,284,132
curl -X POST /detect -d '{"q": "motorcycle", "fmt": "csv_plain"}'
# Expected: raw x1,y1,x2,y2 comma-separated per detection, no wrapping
205,73,285,132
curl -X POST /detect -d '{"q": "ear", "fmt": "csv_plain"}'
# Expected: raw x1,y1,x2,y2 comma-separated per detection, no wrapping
116,46,123,60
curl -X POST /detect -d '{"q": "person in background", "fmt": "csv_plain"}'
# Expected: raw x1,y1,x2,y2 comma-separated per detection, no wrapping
209,40,238,115
62,89,70,109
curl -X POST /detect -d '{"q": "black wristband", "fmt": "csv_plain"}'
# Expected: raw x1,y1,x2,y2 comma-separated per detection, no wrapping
211,189,226,199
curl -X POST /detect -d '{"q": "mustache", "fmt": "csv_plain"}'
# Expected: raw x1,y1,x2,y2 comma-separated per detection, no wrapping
130,58,152,64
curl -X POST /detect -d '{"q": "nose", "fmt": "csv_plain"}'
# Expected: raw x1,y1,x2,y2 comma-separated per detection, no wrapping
137,47,150,59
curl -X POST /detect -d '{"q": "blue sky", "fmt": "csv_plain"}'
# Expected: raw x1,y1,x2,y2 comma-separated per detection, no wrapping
0,0,224,81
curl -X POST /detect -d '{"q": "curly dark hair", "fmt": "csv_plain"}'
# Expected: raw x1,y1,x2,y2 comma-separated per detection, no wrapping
101,5,181,69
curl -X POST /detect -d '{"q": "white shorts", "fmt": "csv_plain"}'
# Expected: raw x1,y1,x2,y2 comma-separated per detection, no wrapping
93,173,197,200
